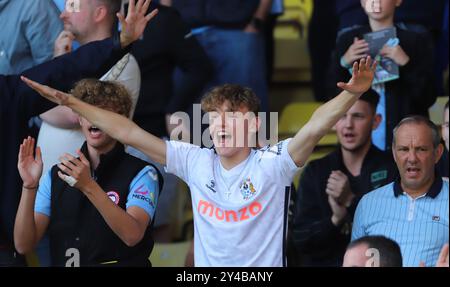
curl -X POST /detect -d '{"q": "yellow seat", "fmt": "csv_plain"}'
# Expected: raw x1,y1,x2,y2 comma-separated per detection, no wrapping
170,181,194,242
26,252,40,267
278,102,338,147
149,241,192,267
273,0,313,82
276,0,313,39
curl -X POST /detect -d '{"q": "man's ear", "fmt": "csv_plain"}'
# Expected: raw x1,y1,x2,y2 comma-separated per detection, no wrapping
372,114,382,130
434,144,445,164
396,0,403,8
94,6,108,23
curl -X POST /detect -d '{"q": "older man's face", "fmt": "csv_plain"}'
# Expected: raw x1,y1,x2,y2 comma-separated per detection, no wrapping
393,123,442,192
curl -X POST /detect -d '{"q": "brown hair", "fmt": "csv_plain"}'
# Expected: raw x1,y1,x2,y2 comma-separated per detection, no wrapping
201,84,261,114
94,0,122,17
71,79,132,117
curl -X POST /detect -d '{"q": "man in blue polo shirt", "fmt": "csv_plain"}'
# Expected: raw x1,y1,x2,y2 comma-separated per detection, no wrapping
352,116,449,267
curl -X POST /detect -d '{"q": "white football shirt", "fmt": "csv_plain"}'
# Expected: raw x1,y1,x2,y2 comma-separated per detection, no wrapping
166,139,299,267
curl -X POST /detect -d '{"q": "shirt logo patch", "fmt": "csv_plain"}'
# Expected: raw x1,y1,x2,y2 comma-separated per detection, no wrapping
131,181,156,208
107,191,120,205
206,179,216,193
240,178,257,200
132,191,156,209
134,184,149,195
371,170,388,184
260,142,283,160
432,216,440,222
197,199,262,222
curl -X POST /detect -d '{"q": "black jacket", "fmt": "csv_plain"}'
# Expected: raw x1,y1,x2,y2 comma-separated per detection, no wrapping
0,37,128,248
292,145,398,266
172,0,259,29
49,143,161,267
333,25,436,149
335,0,447,32
131,4,212,137
437,149,449,178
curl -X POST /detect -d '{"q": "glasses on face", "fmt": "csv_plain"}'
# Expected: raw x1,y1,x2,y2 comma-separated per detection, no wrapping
65,0,81,13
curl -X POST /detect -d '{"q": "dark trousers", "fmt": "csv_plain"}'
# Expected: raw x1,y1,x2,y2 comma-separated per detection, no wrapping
0,247,26,267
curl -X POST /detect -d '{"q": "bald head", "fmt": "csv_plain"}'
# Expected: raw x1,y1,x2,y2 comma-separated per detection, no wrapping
344,236,403,267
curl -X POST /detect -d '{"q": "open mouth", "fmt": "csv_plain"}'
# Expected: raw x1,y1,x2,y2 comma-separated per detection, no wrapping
216,131,232,144
88,126,103,138
406,167,421,176
343,133,356,140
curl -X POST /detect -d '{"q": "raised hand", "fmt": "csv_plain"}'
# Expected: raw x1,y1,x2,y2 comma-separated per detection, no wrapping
18,137,43,189
20,76,71,106
337,56,377,96
117,0,159,48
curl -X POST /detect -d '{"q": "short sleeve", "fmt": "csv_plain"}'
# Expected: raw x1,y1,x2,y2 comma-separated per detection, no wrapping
34,170,53,217
165,140,205,183
257,139,300,182
127,166,160,220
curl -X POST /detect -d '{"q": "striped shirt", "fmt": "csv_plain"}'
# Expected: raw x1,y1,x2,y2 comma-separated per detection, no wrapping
352,177,449,267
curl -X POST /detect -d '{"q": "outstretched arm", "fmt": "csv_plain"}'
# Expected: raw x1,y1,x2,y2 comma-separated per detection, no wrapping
40,106,80,129
288,57,376,167
21,77,166,165
11,0,158,121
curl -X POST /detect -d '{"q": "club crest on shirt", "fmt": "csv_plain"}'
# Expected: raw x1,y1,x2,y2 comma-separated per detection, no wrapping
240,178,257,200
107,191,120,205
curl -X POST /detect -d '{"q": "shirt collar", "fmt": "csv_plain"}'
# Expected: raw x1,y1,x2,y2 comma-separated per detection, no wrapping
336,144,380,175
393,171,444,199
80,141,125,174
